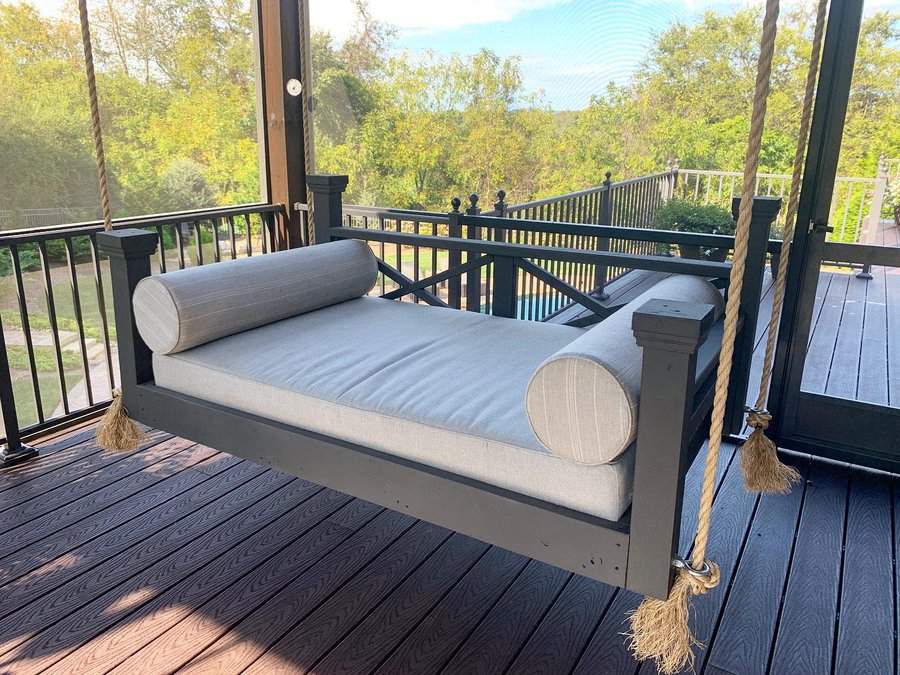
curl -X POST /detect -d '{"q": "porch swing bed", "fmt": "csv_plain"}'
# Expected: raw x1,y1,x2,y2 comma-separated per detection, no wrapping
98,226,758,601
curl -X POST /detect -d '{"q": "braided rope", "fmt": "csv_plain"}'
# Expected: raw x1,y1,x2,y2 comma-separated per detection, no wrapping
298,0,316,244
77,0,113,231
753,0,828,411
691,0,780,571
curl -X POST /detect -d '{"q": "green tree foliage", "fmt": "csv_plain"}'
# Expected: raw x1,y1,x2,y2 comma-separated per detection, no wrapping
0,1,897,218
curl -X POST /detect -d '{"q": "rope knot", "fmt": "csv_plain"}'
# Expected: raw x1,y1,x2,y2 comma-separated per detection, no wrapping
745,407,771,431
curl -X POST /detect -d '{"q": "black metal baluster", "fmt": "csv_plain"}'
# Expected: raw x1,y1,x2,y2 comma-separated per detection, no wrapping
89,234,115,395
8,244,43,424
37,240,69,415
64,236,94,406
0,314,38,466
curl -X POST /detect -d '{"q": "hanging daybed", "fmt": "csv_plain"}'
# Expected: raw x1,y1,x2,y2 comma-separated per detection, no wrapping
98,227,754,601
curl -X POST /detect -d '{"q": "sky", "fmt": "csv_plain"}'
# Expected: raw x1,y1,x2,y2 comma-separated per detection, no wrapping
19,0,900,110
309,0,900,109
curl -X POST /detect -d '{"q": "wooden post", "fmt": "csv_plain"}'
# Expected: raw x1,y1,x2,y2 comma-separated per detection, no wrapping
492,256,518,319
493,189,507,243
0,315,38,466
725,195,780,436
447,197,462,309
594,171,612,299
256,0,307,249
306,174,348,245
465,193,482,312
96,229,159,411
628,298,716,599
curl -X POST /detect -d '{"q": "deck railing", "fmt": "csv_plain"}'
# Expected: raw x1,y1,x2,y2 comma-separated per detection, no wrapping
0,203,287,454
676,165,890,245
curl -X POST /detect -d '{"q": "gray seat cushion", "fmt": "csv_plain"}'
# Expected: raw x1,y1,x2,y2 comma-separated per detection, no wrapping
152,297,636,521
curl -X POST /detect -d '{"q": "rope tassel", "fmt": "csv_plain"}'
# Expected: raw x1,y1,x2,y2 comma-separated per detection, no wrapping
628,562,720,674
742,409,800,493
96,389,144,451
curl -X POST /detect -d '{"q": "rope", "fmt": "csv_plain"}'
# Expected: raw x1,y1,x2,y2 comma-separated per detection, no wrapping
629,0,781,670
77,0,113,232
741,0,826,494
298,0,316,244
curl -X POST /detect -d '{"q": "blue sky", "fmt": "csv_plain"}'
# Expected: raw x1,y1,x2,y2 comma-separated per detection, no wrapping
310,0,900,110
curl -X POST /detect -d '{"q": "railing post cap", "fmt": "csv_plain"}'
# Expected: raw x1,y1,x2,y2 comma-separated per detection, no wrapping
97,228,158,259
450,197,462,213
632,299,715,353
306,174,349,192
731,195,782,222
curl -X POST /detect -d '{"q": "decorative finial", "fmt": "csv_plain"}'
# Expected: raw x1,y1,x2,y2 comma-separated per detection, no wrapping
469,193,479,208
451,196,462,212
496,189,506,202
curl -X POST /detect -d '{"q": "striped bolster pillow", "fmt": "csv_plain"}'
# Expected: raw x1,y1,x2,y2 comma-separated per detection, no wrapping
132,239,378,354
525,274,724,465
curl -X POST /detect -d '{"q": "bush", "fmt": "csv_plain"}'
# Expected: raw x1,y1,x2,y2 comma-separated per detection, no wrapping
653,198,735,235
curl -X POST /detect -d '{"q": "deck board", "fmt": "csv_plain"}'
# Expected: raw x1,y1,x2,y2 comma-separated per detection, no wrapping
0,266,898,674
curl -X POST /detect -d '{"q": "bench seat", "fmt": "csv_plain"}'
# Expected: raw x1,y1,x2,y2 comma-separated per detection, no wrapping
153,296,636,521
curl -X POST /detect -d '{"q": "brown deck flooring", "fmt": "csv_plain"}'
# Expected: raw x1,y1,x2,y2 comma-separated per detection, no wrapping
1,277,897,674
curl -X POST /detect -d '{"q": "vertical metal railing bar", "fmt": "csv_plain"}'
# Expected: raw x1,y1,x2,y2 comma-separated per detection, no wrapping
192,221,204,266
63,236,94,406
36,240,69,415
9,244,43,423
243,214,253,256
174,223,186,269
212,218,222,263
227,216,237,260
88,233,115,395
155,226,167,273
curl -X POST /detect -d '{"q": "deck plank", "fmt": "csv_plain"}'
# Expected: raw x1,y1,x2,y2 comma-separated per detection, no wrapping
857,265,890,405
311,534,490,675
373,546,529,675
803,272,848,394
242,521,450,675
768,460,849,674
0,454,251,612
439,560,571,675
176,509,415,674
825,275,867,399
887,270,900,406
0,469,297,665
833,469,895,675
704,457,809,675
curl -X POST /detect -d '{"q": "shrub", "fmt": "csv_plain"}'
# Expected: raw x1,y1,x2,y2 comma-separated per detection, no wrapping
653,198,735,235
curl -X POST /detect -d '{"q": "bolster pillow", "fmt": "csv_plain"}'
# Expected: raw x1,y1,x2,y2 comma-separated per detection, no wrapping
133,239,378,354
526,275,724,465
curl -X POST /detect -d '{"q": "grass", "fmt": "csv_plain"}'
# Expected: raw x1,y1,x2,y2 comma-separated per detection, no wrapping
7,345,83,372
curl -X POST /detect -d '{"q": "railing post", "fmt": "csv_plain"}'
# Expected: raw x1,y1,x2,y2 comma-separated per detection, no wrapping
447,197,463,309
0,316,38,467
492,256,518,319
465,194,482,312
858,154,887,279
725,195,780,437
594,171,612,299
307,174,348,245
494,189,507,243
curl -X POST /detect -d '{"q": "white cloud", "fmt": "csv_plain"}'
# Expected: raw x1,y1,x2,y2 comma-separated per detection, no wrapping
309,0,567,42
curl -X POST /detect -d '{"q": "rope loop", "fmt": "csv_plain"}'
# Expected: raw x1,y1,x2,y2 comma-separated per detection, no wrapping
673,559,721,593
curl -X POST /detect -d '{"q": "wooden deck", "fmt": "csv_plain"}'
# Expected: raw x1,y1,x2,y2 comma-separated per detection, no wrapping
0,276,897,674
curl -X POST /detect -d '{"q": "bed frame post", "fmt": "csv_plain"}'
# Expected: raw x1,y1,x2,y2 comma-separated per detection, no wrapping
725,196,780,436
627,298,716,599
307,174,348,245
97,229,159,406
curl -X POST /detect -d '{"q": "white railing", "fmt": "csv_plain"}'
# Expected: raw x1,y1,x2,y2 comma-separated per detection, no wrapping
676,161,892,245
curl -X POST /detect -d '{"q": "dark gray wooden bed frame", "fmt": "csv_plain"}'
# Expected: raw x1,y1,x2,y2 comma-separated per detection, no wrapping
97,187,777,600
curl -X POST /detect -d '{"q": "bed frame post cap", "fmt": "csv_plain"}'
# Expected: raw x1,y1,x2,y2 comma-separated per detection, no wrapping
731,195,782,225
97,229,159,259
632,299,715,353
